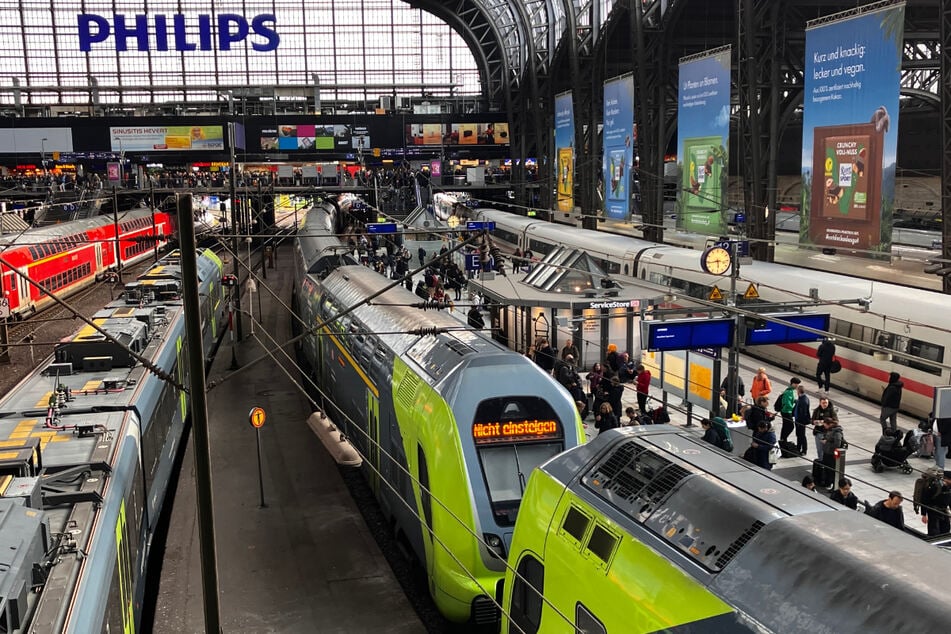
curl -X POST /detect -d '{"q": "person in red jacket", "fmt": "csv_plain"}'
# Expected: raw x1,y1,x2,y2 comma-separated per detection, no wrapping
635,363,651,414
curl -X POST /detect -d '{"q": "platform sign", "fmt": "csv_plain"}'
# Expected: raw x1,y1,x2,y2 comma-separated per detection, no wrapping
366,222,398,234
743,313,830,346
248,407,266,428
714,239,750,257
641,318,734,352
464,253,482,272
466,221,496,231
0,296,9,319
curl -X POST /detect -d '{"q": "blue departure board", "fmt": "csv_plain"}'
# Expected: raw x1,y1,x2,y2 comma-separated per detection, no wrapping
744,313,830,346
642,318,734,351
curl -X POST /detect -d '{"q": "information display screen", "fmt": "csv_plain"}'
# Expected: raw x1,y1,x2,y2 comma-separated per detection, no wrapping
744,313,830,346
643,318,734,352
472,419,562,445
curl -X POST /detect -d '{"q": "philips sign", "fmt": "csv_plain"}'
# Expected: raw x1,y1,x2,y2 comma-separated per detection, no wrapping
77,13,280,52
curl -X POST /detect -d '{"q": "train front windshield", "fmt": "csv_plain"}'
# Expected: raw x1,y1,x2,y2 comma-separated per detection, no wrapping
471,397,564,527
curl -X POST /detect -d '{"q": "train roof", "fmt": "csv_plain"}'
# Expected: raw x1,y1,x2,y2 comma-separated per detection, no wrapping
540,425,951,631
297,202,356,274
475,208,948,326
0,207,157,247
316,265,516,382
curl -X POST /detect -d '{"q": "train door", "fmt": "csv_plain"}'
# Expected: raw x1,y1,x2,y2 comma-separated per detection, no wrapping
366,390,380,494
95,241,104,276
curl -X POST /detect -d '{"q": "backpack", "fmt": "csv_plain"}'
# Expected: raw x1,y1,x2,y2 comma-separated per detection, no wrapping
711,417,734,453
913,469,943,514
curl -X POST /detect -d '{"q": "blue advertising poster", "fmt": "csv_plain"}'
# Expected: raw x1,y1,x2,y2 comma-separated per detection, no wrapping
676,46,731,235
800,2,904,256
602,74,635,221
554,91,575,212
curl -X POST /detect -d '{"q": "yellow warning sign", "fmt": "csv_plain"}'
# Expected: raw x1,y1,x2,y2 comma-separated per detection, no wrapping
708,285,724,301
743,283,760,300
248,407,267,429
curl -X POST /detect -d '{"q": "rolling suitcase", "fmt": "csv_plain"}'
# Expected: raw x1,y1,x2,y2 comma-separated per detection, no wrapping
812,459,827,488
918,431,935,459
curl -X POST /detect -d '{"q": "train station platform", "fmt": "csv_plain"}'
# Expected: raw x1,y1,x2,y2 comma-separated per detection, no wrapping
151,242,423,633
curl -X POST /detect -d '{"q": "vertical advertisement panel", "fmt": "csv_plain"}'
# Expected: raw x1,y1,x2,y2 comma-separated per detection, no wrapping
602,74,635,221
676,47,731,235
800,3,904,256
554,91,575,212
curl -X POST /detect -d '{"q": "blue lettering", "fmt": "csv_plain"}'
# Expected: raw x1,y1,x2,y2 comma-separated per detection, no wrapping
251,14,280,52
77,14,110,52
113,14,149,52
75,13,281,52
217,14,249,51
154,14,168,51
197,14,212,51
173,14,195,51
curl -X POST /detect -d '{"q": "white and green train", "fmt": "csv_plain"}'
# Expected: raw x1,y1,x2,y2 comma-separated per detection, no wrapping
502,425,951,633
293,204,586,625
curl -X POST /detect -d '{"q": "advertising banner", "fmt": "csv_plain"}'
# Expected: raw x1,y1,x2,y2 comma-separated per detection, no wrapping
110,126,224,151
554,91,575,212
800,2,904,255
260,124,351,151
676,46,731,235
602,74,635,221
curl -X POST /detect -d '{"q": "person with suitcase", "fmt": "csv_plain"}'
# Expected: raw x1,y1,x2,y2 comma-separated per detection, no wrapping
817,418,845,488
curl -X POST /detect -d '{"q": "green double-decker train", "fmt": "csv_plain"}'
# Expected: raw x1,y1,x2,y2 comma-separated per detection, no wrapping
293,202,586,625
502,425,951,633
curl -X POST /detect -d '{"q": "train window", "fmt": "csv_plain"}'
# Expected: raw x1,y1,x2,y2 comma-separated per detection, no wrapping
472,396,563,527
29,246,39,260
585,524,619,564
528,238,552,256
560,506,591,544
417,445,433,532
575,604,606,634
509,555,544,634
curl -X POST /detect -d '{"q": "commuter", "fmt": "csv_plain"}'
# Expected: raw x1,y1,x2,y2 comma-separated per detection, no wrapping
802,475,817,491
793,384,811,457
417,246,427,266
618,353,637,383
635,363,651,414
919,471,951,536
606,376,625,419
749,419,777,471
512,247,523,274
866,491,905,531
700,418,721,448
594,402,619,434
586,363,605,406
819,418,845,488
624,406,640,426
750,367,772,402
533,338,556,374
561,340,580,365
815,337,836,392
879,372,904,433
777,377,800,447
936,416,951,468
575,400,589,422
720,367,745,416
745,396,773,431
830,478,859,510
605,343,621,374
467,306,485,330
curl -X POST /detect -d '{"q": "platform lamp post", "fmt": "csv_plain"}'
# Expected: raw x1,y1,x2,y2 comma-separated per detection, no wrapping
228,122,243,340
725,240,742,418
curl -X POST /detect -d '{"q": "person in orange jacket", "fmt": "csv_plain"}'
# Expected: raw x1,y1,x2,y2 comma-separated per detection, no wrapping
750,367,772,402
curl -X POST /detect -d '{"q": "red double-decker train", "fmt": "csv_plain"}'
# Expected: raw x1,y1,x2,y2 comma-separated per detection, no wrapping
0,208,175,318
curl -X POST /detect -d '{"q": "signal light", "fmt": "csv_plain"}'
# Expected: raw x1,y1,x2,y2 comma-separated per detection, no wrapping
221,274,238,287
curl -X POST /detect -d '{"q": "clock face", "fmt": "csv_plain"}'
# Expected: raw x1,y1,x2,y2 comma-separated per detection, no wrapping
702,246,732,275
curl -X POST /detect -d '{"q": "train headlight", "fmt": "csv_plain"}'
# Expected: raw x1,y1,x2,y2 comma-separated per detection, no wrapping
484,533,506,559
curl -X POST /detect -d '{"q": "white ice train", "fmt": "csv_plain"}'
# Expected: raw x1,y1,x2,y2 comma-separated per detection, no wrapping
472,208,949,420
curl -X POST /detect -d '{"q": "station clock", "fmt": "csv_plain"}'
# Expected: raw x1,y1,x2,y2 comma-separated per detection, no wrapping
700,246,732,276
